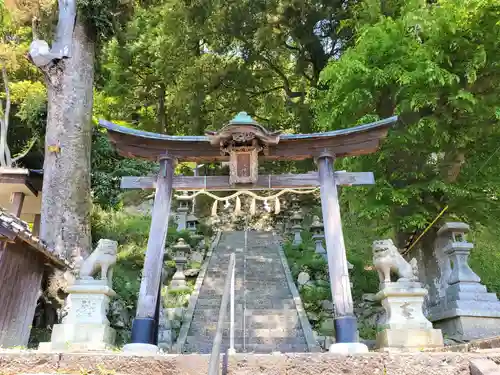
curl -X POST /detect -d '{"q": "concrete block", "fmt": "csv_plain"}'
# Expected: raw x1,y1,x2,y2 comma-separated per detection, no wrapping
470,359,500,375
376,328,444,350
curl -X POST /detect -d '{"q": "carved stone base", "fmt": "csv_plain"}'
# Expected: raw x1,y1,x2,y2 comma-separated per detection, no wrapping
428,282,500,341
432,316,500,341
376,328,443,350
38,279,116,352
375,281,443,350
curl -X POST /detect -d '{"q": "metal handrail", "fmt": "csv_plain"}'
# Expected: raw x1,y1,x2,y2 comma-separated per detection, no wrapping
208,252,236,375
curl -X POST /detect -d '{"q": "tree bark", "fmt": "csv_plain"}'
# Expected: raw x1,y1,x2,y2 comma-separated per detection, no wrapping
40,16,94,261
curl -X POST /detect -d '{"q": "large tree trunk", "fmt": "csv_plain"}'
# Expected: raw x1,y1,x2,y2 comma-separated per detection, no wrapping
40,16,94,261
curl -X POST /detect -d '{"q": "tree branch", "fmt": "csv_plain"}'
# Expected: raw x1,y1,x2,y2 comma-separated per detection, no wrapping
259,55,305,99
302,71,314,84
51,0,77,58
31,17,40,40
28,0,76,68
2,67,11,166
12,137,37,164
247,86,285,97
235,35,305,100
284,41,300,51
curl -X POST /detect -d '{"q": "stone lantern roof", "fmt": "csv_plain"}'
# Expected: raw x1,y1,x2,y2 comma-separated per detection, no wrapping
172,238,191,253
310,216,323,231
186,214,199,224
290,211,303,221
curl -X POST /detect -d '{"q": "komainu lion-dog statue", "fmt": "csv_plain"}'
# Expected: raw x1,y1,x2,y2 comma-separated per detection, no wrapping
79,239,118,285
372,239,418,284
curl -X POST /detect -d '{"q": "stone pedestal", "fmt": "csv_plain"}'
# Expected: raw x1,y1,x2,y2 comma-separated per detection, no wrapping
292,225,302,246
376,282,443,350
170,238,191,291
314,236,326,258
290,211,303,246
171,256,188,290
176,198,190,231
157,307,176,351
38,280,116,352
428,223,500,341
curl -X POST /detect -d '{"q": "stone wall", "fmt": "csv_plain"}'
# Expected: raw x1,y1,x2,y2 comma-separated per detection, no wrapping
404,229,444,316
0,350,485,375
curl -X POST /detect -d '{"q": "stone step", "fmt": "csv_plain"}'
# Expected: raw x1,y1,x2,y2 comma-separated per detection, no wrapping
469,358,500,375
186,327,305,338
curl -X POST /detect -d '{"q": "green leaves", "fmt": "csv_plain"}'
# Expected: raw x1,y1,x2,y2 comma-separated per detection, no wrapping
316,0,500,234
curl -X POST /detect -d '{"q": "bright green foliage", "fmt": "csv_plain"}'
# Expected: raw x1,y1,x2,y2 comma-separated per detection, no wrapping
342,213,380,298
470,226,500,296
91,127,156,208
77,0,136,45
316,0,500,238
96,0,358,134
283,239,331,330
0,4,47,168
91,207,151,322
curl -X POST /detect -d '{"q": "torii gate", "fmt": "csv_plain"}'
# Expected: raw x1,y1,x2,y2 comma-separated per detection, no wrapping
99,112,397,353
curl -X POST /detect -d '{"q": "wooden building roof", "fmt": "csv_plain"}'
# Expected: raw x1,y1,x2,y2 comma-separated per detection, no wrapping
0,168,43,222
0,208,70,270
99,114,397,162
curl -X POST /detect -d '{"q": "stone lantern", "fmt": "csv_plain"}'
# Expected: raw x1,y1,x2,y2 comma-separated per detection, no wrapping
428,222,500,340
170,238,191,291
290,211,303,246
187,213,204,248
186,214,199,232
310,216,326,258
176,194,191,231
291,195,301,212
275,210,286,232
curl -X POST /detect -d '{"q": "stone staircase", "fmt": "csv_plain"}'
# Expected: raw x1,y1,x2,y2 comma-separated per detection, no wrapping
183,230,312,353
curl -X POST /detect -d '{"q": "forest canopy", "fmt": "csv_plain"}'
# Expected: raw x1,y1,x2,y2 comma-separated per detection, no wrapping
2,0,499,240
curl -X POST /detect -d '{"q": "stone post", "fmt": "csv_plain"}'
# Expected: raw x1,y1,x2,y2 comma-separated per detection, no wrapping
10,192,25,217
176,193,190,231
290,211,303,246
125,154,176,353
317,152,367,354
428,222,500,340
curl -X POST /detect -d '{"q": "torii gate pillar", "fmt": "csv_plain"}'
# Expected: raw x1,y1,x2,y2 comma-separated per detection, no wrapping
124,154,176,353
317,152,368,354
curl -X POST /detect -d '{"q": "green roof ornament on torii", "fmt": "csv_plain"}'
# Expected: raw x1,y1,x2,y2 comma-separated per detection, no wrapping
99,112,398,354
